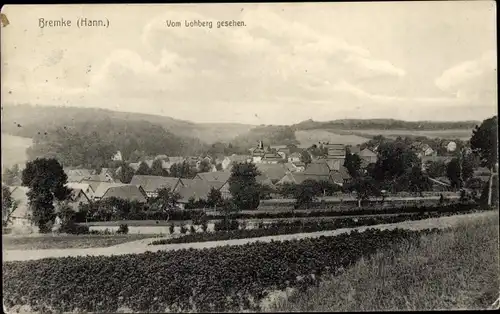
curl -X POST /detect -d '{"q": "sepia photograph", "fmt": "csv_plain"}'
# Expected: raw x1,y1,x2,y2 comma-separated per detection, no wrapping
1,2,499,312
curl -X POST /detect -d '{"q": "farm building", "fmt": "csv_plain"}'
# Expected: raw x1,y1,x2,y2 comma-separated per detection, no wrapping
100,185,148,203
65,182,95,200
5,186,31,227
359,148,378,164
176,180,228,208
255,163,288,183
65,188,92,211
129,175,183,198
221,155,251,171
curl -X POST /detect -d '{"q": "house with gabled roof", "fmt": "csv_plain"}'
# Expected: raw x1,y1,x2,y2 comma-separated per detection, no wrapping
255,163,288,183
65,182,95,200
101,185,148,203
194,171,232,183
221,155,252,171
129,175,183,198
177,180,228,207
359,148,377,164
261,152,283,164
5,186,31,227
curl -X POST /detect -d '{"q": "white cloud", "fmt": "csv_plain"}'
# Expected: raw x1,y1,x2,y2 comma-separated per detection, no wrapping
435,50,497,100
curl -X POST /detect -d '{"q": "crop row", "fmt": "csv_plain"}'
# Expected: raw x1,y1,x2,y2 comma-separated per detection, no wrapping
3,227,443,313
150,208,483,245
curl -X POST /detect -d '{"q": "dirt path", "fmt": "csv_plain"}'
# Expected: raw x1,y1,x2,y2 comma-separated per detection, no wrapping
3,211,496,262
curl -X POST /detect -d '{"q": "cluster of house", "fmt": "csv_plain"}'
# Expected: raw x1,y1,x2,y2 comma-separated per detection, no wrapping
6,139,483,227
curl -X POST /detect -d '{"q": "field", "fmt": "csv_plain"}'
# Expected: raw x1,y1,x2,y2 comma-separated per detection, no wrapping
1,133,32,169
295,130,368,147
272,211,499,311
3,211,497,312
2,234,155,250
329,128,474,141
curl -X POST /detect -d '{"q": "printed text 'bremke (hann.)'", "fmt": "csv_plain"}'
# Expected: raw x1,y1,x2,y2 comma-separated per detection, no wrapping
38,18,110,28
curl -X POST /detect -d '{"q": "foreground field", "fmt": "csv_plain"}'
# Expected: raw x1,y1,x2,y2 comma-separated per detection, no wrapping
2,234,156,250
272,211,499,311
2,211,493,261
3,211,496,312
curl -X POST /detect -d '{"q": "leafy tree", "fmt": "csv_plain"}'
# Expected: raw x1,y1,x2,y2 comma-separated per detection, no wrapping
293,180,317,208
198,160,212,173
150,159,167,177
21,158,71,233
215,163,223,171
316,180,340,196
470,115,498,169
207,187,224,209
344,152,362,178
407,166,432,196
300,151,312,166
136,161,151,176
446,157,473,189
128,150,147,163
258,183,275,200
278,182,297,198
185,197,197,210
228,162,261,210
170,161,197,179
371,139,421,191
117,162,135,184
425,160,447,178
346,175,381,207
2,185,18,227
151,187,181,212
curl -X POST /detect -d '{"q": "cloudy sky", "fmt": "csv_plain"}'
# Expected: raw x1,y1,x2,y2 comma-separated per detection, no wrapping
1,2,497,125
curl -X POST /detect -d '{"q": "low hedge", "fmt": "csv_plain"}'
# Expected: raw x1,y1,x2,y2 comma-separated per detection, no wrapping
150,208,482,245
79,202,477,223
3,227,443,313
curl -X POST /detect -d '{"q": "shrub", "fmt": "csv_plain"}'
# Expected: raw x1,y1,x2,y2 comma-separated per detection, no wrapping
180,225,188,234
117,224,129,235
59,221,90,235
201,222,208,232
169,224,175,234
214,218,240,232
189,225,196,234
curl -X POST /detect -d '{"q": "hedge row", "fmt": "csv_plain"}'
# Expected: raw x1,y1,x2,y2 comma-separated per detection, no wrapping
150,208,480,245
3,227,443,313
79,202,477,223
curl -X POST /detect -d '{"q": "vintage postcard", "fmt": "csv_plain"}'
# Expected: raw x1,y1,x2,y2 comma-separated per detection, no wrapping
1,2,498,313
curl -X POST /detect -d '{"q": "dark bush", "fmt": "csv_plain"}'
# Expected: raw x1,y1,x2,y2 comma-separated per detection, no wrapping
169,224,175,234
117,224,129,234
201,222,208,232
180,225,188,234
214,218,239,232
189,225,196,234
59,221,90,235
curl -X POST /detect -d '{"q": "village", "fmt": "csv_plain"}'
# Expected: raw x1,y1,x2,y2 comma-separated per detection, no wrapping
3,135,494,229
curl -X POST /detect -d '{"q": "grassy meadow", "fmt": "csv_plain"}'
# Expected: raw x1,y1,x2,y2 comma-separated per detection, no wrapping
2,234,155,250
271,210,499,311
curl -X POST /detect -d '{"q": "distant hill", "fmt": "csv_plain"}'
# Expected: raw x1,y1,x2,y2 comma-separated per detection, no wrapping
293,118,480,131
1,134,32,169
1,104,255,144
